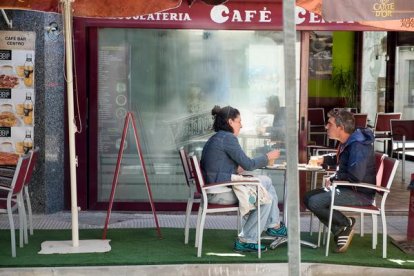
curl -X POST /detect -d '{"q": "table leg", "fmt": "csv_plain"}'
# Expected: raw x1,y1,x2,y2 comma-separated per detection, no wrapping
281,168,317,249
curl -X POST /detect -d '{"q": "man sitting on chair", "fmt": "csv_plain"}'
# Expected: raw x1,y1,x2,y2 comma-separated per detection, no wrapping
303,109,376,253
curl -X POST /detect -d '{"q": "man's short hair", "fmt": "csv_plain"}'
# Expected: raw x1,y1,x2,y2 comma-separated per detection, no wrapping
328,109,355,134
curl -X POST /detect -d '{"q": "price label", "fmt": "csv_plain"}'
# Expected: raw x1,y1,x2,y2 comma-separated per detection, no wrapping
0,127,11,137
0,89,12,99
0,50,12,60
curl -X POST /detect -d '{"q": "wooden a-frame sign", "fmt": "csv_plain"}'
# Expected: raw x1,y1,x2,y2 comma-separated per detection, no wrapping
102,112,162,239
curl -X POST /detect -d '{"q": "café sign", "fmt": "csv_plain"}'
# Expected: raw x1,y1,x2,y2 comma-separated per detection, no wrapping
117,2,369,31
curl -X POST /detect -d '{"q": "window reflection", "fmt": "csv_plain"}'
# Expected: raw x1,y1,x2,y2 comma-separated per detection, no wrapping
97,28,294,202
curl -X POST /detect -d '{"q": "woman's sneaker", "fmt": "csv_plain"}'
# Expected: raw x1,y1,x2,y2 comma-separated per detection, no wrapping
266,222,288,237
233,240,267,253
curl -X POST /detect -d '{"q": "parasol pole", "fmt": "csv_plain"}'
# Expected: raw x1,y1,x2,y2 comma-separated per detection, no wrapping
40,0,110,255
283,0,300,275
62,0,79,247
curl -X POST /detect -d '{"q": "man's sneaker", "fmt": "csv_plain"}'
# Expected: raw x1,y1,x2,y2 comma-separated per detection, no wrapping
233,240,267,253
334,217,356,243
266,222,287,237
334,217,356,253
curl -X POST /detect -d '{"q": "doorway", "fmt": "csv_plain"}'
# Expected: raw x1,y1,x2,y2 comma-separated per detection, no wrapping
395,46,414,119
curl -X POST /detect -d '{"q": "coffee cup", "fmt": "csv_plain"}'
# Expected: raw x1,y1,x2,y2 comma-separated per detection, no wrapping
0,141,13,152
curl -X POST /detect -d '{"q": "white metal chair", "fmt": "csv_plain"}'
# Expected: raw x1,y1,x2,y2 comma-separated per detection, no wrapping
0,154,31,257
333,107,358,114
325,156,399,258
353,113,368,129
178,148,201,244
188,154,262,258
373,112,402,154
308,108,328,146
23,147,39,236
390,119,414,182
317,152,387,246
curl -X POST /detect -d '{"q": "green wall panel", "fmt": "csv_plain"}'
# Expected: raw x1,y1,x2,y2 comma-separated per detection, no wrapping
309,32,355,98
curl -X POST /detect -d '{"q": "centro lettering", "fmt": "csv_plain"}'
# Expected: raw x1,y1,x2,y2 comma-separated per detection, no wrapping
372,0,395,18
210,5,271,24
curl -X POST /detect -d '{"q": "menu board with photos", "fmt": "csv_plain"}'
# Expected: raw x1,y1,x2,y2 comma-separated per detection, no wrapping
0,31,35,163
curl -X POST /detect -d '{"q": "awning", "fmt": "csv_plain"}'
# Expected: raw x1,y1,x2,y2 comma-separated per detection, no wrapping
296,0,414,31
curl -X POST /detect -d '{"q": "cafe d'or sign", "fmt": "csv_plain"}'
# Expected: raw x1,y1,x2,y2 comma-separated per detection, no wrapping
0,31,35,159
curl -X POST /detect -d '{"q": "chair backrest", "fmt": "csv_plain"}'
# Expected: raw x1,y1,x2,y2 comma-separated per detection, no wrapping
308,108,325,126
375,152,386,187
349,108,358,114
178,147,192,187
11,154,31,195
374,112,402,132
333,107,358,114
353,113,368,129
390,119,414,142
375,152,386,170
377,156,399,193
189,154,204,194
24,147,39,186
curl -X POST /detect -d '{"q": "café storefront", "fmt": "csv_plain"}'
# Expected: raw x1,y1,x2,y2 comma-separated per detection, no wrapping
1,0,411,213
71,1,394,212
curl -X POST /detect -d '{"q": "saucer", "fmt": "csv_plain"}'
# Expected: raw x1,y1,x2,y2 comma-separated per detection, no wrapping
305,165,323,170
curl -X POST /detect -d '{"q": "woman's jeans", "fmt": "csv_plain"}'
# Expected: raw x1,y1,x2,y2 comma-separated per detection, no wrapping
303,187,373,235
208,175,281,244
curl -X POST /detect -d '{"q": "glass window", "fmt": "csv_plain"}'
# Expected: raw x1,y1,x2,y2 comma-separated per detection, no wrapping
409,60,414,104
96,28,298,203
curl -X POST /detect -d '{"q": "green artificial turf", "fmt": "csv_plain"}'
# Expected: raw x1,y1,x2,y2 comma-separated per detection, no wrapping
0,228,413,269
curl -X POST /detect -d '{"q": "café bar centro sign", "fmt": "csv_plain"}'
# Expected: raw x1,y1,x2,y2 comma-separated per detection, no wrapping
0,31,35,161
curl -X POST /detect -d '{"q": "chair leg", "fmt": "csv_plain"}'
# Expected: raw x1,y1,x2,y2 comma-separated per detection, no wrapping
195,206,202,248
402,149,405,182
317,221,323,247
325,214,333,256
309,172,319,236
24,186,34,236
17,195,26,248
372,214,378,249
184,197,194,244
360,213,364,237
7,201,16,257
381,212,387,258
325,189,335,257
18,194,28,245
309,213,314,236
197,211,207,257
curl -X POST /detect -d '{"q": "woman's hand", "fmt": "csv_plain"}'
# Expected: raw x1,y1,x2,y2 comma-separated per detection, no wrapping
237,166,244,174
324,177,332,188
266,149,280,161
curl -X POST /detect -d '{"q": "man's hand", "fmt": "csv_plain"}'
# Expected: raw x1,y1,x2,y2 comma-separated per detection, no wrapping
323,176,332,189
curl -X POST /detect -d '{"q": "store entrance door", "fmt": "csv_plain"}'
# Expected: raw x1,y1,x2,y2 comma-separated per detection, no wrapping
395,47,414,119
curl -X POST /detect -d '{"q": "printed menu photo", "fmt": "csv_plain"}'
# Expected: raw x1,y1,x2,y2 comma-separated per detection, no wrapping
0,31,35,164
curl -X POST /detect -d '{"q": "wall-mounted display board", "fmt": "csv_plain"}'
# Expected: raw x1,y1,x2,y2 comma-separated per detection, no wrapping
0,31,35,163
